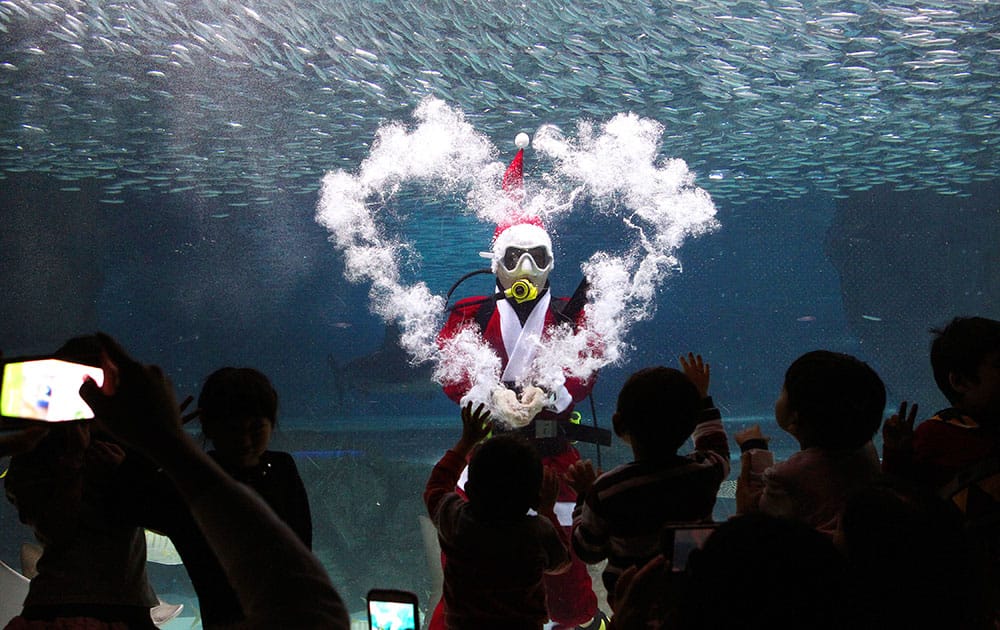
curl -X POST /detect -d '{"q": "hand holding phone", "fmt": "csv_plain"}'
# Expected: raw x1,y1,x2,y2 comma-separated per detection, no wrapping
367,589,419,630
0,357,104,426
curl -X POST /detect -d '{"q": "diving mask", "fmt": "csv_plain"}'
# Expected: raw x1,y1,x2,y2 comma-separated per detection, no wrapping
494,247,552,296
502,246,551,271
484,222,554,295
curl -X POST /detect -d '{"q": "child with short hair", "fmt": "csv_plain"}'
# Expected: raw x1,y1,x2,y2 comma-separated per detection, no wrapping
131,366,313,628
197,367,312,549
882,316,1000,490
881,317,1000,620
566,353,730,604
736,350,885,536
424,402,570,629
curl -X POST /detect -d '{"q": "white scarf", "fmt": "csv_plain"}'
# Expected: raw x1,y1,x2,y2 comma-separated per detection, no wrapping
497,292,551,383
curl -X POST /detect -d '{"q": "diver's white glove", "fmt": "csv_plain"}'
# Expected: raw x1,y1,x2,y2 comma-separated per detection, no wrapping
549,384,573,414
519,385,549,421
491,386,533,428
540,374,574,414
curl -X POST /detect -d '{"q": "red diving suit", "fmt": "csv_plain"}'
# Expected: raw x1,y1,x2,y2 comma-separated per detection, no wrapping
434,288,601,628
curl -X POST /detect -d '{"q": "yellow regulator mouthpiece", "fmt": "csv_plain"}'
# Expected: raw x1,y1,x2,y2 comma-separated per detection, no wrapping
505,279,538,303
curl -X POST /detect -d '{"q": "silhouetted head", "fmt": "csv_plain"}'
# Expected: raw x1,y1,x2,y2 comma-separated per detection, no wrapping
778,350,885,450
54,334,103,367
839,478,967,571
613,366,701,459
466,433,542,522
198,367,278,468
838,478,988,630
931,316,1000,416
674,513,848,630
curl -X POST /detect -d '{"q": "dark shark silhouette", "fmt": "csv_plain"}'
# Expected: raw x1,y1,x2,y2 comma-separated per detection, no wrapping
328,323,438,408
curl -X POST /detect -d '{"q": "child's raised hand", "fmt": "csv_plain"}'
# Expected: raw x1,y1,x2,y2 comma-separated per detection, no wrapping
565,459,598,499
456,401,493,454
882,400,918,453
679,352,711,398
734,424,769,448
538,467,561,514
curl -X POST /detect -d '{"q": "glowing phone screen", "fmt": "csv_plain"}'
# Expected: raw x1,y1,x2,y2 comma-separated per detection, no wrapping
0,359,104,422
368,599,417,630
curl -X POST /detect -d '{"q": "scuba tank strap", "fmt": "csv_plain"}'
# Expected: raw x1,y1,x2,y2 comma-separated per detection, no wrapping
474,294,499,334
554,277,590,327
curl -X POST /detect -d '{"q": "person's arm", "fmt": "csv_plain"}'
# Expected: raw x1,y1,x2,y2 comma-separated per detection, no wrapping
754,467,796,519
424,402,492,518
735,432,798,519
734,424,774,514
80,334,348,629
571,503,610,564
436,301,482,404
561,306,601,406
691,398,730,472
562,372,595,407
424,449,468,519
569,467,611,564
680,353,731,481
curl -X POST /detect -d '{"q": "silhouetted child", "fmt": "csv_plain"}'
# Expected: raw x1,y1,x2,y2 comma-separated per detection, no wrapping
881,317,1000,622
198,367,312,549
125,366,312,628
566,353,730,604
837,479,991,630
424,402,570,629
80,333,349,628
671,513,849,630
882,316,1000,490
736,350,885,536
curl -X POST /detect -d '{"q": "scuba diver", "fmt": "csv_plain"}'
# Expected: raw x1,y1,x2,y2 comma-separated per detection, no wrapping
434,137,609,630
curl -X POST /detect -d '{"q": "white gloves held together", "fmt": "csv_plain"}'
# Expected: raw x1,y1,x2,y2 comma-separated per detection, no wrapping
490,385,552,428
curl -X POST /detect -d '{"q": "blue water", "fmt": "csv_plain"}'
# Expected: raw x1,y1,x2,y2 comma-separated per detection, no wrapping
2,0,1000,625
1,172,997,625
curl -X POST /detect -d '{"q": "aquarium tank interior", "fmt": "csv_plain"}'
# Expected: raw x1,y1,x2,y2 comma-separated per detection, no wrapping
1,0,998,626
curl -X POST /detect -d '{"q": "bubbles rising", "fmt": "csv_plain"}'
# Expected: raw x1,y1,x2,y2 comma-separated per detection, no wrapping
315,98,718,415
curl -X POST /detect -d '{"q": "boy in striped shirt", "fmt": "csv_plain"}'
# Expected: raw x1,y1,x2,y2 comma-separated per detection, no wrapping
566,354,730,605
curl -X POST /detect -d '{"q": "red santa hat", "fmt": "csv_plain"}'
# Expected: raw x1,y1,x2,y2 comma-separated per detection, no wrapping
490,133,552,256
500,144,524,198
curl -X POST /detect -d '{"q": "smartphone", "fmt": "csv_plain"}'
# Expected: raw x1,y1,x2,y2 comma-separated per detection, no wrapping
367,589,419,630
0,356,104,425
661,522,718,572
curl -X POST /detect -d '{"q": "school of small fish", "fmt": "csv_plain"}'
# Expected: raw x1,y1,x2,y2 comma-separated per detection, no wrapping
0,0,997,207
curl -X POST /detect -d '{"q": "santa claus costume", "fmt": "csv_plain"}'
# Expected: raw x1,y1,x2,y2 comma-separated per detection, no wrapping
433,137,606,630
